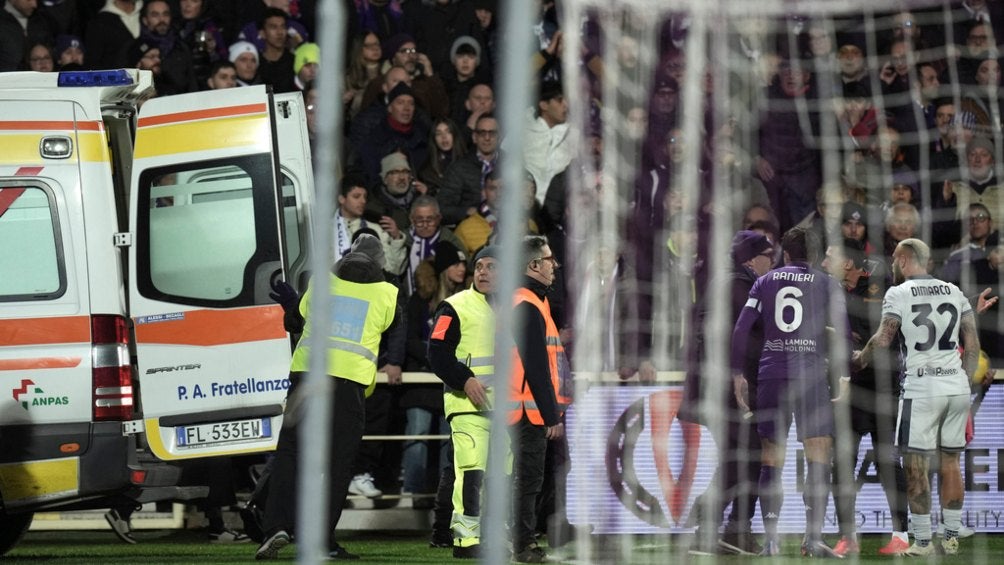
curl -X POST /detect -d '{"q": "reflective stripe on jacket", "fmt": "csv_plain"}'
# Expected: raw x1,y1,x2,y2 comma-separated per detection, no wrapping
442,287,496,418
290,275,398,388
509,287,571,425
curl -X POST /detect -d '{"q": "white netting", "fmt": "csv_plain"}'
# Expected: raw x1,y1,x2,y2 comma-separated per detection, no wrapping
556,0,1004,560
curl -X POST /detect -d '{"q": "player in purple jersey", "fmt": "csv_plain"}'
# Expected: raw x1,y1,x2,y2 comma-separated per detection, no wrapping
732,227,850,557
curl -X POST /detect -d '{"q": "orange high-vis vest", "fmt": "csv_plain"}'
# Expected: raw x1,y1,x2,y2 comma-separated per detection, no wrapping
509,287,572,425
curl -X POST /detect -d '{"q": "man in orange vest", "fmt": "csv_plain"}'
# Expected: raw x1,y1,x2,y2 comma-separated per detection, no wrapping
509,235,570,564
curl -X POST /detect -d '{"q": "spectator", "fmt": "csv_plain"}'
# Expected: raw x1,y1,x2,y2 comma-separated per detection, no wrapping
292,41,318,91
229,40,260,86
403,0,462,74
136,0,197,95
85,0,141,71
177,0,226,88
439,113,501,226
379,32,449,119
367,150,425,239
404,195,465,296
836,41,867,87
453,82,495,140
355,82,430,187
352,0,405,42
24,41,54,72
344,31,383,119
205,60,237,90
454,168,500,257
127,40,162,82
0,0,54,72
944,136,1004,240
54,34,85,69
256,8,295,93
883,202,921,259
237,0,308,54
418,117,467,195
755,55,821,232
524,80,572,204
443,35,490,118
335,175,408,276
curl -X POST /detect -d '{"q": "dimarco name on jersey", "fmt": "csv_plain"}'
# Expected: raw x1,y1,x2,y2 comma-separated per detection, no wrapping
910,284,953,297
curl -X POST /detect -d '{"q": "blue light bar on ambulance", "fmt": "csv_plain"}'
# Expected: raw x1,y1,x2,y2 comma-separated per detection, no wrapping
57,69,134,87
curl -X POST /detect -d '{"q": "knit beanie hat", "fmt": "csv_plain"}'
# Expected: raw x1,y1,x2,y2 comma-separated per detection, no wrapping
228,41,259,64
433,241,466,275
293,42,320,74
731,230,773,264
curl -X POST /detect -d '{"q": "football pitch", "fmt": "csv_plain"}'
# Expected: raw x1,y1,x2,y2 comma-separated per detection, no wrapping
6,530,1004,564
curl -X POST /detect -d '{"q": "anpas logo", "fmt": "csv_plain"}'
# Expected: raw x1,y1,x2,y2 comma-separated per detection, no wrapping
12,379,69,410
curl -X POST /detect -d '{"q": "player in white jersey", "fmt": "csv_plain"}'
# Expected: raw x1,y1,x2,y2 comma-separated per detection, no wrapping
853,239,980,556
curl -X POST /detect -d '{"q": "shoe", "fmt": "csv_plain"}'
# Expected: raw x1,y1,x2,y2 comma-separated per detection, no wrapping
718,532,761,555
429,529,453,548
209,529,251,543
239,503,265,543
104,509,137,545
328,542,360,560
514,543,548,563
255,530,291,560
759,539,781,556
877,535,910,555
941,536,959,556
452,544,481,559
833,536,860,557
802,539,843,558
348,473,382,498
937,521,975,538
904,541,935,557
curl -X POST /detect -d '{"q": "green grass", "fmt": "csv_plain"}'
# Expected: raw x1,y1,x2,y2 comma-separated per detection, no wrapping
6,530,1004,563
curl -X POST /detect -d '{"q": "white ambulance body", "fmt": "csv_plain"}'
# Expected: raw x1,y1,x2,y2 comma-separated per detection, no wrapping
0,69,313,554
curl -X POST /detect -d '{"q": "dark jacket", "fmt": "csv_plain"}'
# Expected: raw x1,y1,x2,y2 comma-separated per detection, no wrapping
0,7,53,71
84,11,134,70
438,151,499,226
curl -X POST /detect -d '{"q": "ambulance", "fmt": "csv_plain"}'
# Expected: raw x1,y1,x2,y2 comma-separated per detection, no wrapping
0,69,314,555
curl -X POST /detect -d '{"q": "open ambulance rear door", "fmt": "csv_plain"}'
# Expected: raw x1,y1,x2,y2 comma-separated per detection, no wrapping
127,86,294,461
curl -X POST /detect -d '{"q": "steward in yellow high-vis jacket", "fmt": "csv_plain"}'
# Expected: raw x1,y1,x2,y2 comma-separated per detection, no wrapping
428,245,499,559
256,233,400,561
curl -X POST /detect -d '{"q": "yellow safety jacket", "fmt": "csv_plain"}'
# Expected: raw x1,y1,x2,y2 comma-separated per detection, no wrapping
442,287,495,418
290,275,398,389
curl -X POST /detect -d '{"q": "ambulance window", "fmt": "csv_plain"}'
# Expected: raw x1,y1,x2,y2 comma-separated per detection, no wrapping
136,154,281,307
0,185,66,301
280,173,302,267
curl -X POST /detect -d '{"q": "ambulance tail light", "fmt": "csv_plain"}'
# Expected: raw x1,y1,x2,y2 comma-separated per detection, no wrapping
91,315,134,421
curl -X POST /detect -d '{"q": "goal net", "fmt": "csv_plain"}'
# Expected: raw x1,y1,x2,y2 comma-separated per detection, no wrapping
556,0,1004,559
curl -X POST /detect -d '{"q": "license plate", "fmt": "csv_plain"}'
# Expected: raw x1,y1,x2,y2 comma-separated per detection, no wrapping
175,418,271,448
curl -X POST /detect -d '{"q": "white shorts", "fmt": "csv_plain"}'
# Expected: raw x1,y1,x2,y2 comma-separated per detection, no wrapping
896,395,970,453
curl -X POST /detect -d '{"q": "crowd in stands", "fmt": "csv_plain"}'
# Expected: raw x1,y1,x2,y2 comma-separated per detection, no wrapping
3,0,1004,538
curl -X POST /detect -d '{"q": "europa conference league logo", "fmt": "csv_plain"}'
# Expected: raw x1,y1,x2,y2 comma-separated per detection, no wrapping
606,389,702,527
